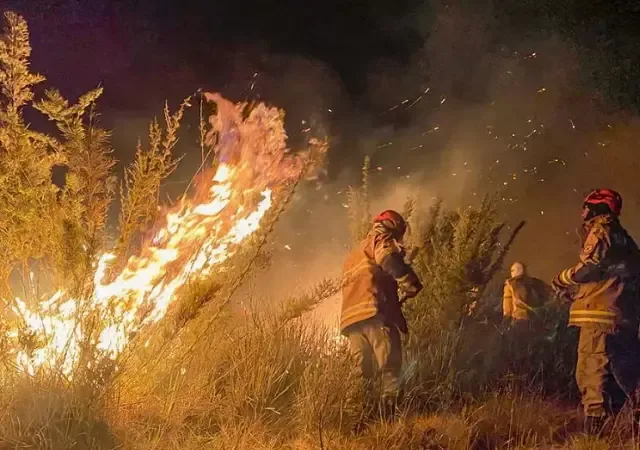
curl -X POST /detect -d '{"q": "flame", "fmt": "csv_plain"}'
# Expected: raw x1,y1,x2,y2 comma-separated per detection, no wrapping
5,94,326,377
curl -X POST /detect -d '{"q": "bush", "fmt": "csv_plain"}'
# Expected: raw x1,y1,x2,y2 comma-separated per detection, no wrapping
346,156,579,412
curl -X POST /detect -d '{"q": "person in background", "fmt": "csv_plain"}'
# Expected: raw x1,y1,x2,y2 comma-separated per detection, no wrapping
502,261,547,329
340,210,423,419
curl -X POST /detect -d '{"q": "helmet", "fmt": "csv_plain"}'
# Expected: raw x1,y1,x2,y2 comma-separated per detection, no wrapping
583,188,622,216
374,210,407,237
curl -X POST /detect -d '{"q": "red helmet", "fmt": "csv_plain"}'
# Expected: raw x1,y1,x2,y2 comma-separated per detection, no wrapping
374,210,407,237
583,188,622,216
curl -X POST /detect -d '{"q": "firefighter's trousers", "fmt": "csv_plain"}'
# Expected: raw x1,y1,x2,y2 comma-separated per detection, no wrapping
346,317,402,401
576,327,640,417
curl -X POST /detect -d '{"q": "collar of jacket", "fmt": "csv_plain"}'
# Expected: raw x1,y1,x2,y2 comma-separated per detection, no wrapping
577,215,614,245
371,222,403,241
583,214,616,231
370,223,406,254
371,222,388,235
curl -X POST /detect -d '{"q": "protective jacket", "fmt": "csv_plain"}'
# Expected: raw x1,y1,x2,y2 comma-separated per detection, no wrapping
502,275,545,320
341,224,422,334
555,214,640,332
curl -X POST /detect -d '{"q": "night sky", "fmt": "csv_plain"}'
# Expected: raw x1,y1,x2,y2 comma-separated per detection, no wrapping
7,1,640,115
3,0,640,284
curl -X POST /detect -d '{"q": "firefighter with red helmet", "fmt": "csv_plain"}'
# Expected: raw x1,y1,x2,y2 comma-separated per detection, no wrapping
552,188,640,434
341,210,423,417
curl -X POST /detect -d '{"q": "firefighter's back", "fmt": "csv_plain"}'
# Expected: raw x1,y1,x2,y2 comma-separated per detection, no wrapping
340,235,380,332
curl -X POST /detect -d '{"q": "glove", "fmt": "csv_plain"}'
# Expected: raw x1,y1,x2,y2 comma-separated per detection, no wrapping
551,275,573,303
404,246,419,264
551,275,567,293
398,280,423,305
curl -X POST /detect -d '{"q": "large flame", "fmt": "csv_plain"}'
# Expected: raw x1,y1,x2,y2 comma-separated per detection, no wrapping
5,94,326,377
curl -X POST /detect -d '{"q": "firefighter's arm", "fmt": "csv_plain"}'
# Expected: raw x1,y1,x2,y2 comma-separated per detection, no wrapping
502,281,514,318
374,235,423,299
553,229,609,290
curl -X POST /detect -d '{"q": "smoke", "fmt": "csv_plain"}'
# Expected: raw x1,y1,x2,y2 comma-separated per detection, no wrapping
241,2,640,310
20,0,638,311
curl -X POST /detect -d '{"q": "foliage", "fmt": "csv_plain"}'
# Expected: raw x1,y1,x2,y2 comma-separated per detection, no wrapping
35,89,117,294
0,11,60,297
0,12,119,299
114,98,191,266
404,196,522,334
346,155,371,244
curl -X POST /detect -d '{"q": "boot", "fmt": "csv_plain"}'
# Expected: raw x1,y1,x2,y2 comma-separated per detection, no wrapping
584,415,606,436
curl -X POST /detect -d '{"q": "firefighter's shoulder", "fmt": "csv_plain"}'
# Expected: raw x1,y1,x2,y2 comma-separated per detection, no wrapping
581,226,610,259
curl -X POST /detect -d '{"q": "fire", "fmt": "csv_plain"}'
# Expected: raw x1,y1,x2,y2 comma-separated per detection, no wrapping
5,94,326,377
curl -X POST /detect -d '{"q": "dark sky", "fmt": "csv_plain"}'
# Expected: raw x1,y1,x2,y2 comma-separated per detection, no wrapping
5,1,639,110
3,0,639,177
5,0,425,109
3,0,640,283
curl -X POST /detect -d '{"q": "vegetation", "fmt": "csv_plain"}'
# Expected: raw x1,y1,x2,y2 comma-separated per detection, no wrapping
0,11,638,450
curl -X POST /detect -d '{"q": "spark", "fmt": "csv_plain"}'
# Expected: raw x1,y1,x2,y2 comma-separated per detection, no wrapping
406,95,424,108
537,87,547,93
548,158,567,167
569,119,576,129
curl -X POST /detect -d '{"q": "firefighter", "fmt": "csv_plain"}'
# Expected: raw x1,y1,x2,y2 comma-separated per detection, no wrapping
552,188,640,434
502,262,547,328
341,210,423,417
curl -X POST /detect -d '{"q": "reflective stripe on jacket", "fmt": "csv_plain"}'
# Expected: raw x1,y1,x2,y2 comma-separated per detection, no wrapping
556,215,640,331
